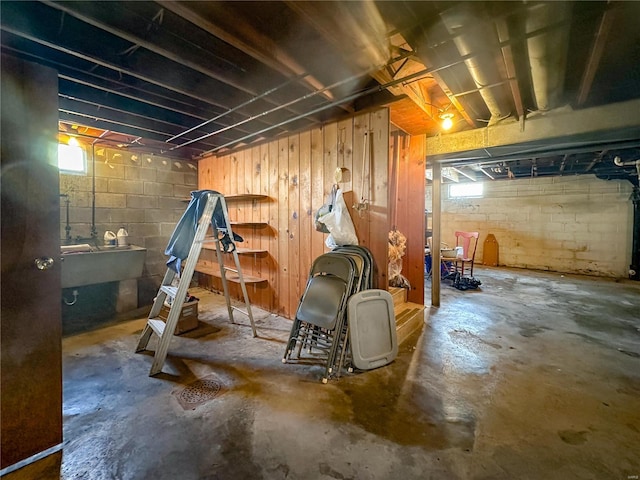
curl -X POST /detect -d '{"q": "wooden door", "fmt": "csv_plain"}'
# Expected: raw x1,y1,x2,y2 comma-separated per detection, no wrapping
1,54,62,470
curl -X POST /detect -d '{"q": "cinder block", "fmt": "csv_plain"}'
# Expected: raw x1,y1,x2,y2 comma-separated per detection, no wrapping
128,223,160,237
127,195,158,209
95,162,125,179
157,170,185,185
108,179,144,194
144,181,173,196
158,196,187,210
95,193,126,208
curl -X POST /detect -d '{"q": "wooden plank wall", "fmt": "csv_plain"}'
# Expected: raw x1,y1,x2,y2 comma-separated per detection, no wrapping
198,109,391,318
390,132,426,304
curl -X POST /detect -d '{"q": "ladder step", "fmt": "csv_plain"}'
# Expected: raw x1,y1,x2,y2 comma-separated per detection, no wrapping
148,318,166,337
231,306,249,316
136,192,258,375
160,285,178,298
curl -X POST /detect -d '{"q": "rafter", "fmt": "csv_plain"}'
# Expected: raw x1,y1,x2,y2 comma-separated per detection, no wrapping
495,17,525,120
41,1,320,123
161,1,349,112
577,5,617,106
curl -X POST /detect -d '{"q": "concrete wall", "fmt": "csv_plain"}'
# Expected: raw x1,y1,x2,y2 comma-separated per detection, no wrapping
59,146,198,306
426,175,633,278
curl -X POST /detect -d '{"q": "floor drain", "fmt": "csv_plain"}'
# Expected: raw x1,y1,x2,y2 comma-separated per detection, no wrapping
175,377,223,410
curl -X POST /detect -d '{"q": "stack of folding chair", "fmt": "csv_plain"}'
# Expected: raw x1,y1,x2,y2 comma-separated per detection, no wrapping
282,246,380,383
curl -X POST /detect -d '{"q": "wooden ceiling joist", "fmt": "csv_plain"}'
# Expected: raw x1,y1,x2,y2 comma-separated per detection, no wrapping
577,6,617,106
161,1,347,112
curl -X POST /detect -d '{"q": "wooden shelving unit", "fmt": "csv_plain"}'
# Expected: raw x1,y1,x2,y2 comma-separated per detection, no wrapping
202,244,267,255
197,194,271,289
195,261,267,284
230,221,269,227
225,194,268,202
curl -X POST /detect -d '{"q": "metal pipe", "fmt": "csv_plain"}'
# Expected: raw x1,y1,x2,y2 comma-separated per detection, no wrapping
60,194,71,242
1,45,215,119
58,94,213,136
452,167,476,181
479,168,495,180
90,144,97,238
199,59,469,157
166,72,310,142
2,25,286,137
59,109,220,148
172,49,417,150
614,156,640,167
46,0,321,133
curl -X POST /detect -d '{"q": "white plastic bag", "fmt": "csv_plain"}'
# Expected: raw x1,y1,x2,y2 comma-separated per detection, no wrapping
321,188,358,247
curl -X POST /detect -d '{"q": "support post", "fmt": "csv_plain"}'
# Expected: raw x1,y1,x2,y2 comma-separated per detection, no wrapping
431,159,442,307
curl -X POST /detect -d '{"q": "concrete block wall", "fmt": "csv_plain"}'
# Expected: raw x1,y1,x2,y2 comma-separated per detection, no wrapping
426,175,633,278
60,146,198,305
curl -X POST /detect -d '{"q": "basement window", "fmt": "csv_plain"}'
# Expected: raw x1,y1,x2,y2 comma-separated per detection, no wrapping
449,182,483,198
58,143,86,174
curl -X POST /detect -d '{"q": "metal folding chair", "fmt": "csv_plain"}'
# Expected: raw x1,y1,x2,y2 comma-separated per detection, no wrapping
282,253,356,383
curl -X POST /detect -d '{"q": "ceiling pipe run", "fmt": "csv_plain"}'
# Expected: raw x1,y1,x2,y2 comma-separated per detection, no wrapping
526,3,571,111
440,3,512,124
171,50,416,151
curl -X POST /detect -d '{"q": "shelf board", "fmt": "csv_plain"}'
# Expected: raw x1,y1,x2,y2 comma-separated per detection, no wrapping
195,262,267,284
225,194,268,201
230,221,268,227
201,245,267,255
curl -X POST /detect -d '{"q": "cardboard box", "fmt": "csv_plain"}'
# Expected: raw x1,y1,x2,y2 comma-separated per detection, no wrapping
159,300,198,335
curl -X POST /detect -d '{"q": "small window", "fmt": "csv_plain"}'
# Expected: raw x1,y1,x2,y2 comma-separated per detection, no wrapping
58,143,86,174
449,182,483,198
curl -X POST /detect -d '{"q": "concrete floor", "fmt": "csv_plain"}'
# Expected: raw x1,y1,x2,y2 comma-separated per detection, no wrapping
10,266,640,480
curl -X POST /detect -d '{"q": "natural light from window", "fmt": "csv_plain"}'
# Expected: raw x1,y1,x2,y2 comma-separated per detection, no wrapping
58,143,86,173
449,182,483,198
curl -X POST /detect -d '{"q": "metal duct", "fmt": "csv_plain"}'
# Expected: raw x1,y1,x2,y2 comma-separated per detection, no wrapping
526,3,571,111
440,3,511,124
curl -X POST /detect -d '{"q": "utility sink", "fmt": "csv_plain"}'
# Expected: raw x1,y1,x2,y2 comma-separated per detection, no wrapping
60,244,147,288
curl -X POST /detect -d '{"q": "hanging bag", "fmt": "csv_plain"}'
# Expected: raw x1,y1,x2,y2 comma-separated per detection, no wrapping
321,188,359,247
314,184,338,234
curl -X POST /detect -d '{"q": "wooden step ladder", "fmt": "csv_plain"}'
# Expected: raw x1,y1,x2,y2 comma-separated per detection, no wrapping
136,192,257,376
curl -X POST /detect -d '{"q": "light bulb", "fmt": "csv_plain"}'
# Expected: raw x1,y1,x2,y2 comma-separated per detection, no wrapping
441,114,453,131
68,136,79,147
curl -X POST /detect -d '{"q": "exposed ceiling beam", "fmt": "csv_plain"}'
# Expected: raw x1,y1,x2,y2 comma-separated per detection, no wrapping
0,26,223,113
287,2,443,122
58,97,232,148
41,1,252,95
495,17,525,120
160,1,350,112
577,5,617,106
429,72,476,128
0,24,292,137
1,42,234,121
58,79,256,138
427,98,640,157
42,0,323,125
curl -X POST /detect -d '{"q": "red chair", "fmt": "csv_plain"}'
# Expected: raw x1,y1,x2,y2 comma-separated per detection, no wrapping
454,231,479,277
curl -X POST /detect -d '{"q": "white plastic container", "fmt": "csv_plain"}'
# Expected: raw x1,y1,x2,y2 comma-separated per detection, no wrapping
104,230,116,246
117,227,129,247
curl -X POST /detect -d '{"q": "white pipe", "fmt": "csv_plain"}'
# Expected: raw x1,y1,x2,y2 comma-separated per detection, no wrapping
614,156,640,167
